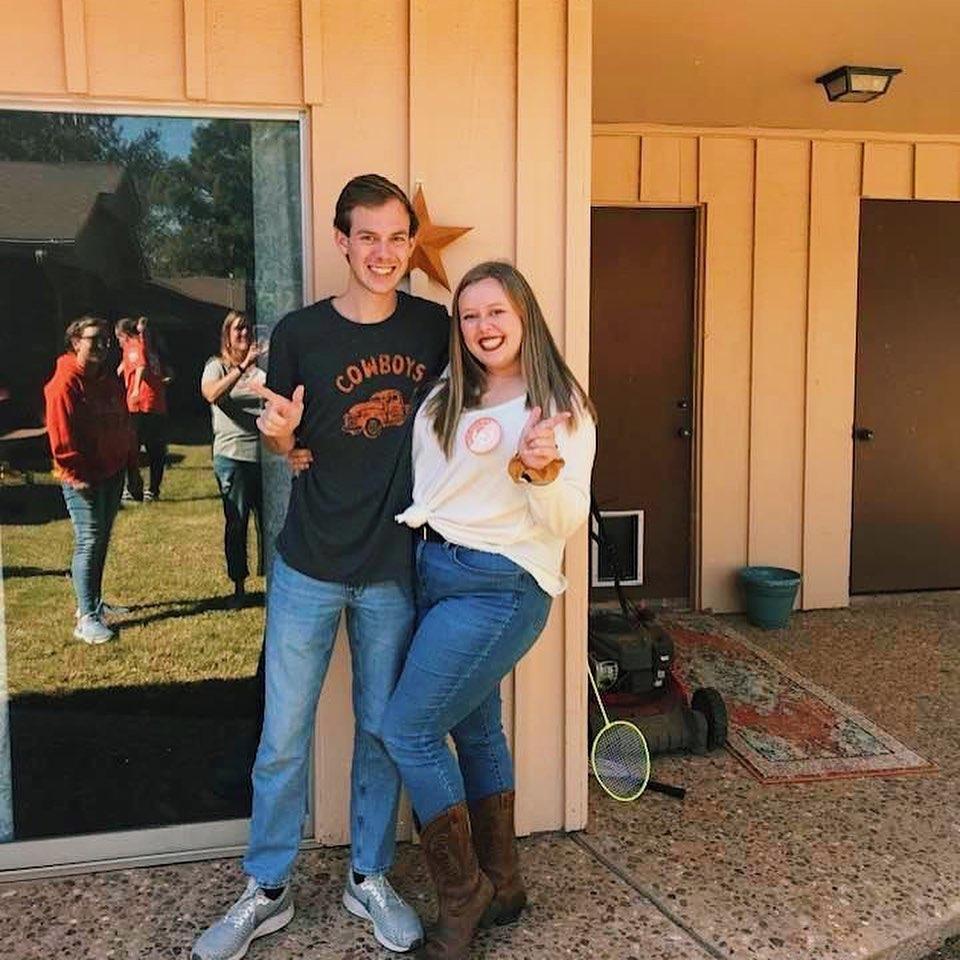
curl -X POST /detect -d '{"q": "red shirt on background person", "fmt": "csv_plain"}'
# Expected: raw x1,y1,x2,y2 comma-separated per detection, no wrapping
45,316,136,645
45,340,136,488
118,326,167,415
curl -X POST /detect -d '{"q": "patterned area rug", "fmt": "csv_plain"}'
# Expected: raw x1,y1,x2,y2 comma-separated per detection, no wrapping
663,613,937,784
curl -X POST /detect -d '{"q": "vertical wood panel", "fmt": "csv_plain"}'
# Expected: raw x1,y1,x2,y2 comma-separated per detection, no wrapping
301,0,324,105
563,0,592,832
309,0,410,845
312,622,352,844
640,135,681,203
679,136,699,204
698,137,754,611
86,0,184,100
862,141,914,199
61,0,89,93
205,0,302,104
914,143,960,200
591,135,639,203
513,0,566,835
803,140,861,608
0,0,66,94
409,0,516,305
183,0,207,100
308,0,408,299
749,139,809,571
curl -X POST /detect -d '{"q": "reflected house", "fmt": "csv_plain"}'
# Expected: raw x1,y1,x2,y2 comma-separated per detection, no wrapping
0,160,234,440
123,275,244,424
0,161,142,434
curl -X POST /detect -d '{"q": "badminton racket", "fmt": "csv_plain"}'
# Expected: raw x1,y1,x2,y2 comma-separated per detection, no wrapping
587,665,686,801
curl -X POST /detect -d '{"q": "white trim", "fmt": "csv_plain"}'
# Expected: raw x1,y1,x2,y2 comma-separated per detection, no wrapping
0,818,249,877
0,97,303,121
0,835,324,883
299,110,315,303
591,510,644,587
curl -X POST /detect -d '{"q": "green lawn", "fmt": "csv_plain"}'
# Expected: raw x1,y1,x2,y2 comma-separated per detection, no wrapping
1,442,264,697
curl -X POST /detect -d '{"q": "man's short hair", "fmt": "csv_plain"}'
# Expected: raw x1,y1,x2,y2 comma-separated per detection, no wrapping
334,174,419,237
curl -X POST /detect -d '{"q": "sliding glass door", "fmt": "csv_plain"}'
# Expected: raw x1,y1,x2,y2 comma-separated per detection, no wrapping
0,108,304,873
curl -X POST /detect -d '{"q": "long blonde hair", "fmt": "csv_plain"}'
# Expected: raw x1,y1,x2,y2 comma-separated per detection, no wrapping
427,261,596,456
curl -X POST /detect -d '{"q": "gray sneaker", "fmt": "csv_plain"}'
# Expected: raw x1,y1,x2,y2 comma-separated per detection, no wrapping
342,868,423,953
97,599,131,620
73,614,114,645
74,600,132,622
192,878,294,960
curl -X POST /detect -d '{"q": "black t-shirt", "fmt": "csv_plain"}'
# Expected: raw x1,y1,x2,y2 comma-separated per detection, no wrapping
267,292,449,584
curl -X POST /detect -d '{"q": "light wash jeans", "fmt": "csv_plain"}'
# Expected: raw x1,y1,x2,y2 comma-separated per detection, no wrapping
243,554,415,887
212,455,263,584
381,541,552,826
61,470,124,617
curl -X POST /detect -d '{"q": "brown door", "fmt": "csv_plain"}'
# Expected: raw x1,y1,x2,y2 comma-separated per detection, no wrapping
589,207,696,602
851,199,960,593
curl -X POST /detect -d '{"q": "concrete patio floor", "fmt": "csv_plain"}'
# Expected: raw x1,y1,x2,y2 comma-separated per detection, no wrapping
1,592,958,959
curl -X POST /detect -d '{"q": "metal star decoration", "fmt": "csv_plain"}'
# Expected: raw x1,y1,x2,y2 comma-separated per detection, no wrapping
408,185,472,291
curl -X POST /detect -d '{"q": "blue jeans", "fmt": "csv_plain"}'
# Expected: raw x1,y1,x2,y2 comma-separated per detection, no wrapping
243,554,415,886
212,455,263,583
381,541,552,826
61,471,124,617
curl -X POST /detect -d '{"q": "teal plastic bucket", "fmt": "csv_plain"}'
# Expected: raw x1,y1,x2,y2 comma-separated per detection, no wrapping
738,566,801,629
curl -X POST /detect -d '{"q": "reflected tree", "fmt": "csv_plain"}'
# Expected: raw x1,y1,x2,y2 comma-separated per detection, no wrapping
0,111,253,288
146,121,254,285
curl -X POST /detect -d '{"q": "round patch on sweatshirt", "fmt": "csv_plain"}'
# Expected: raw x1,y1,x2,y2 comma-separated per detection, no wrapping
464,417,502,454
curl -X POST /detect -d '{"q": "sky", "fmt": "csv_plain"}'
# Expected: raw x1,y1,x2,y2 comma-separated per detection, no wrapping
116,116,207,158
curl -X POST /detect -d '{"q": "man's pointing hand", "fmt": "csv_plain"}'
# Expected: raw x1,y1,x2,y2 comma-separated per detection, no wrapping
251,382,305,439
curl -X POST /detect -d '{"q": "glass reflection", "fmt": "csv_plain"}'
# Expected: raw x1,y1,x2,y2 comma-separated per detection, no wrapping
0,110,302,841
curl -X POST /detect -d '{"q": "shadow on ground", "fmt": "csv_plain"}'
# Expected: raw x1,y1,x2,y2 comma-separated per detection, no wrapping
10,675,264,840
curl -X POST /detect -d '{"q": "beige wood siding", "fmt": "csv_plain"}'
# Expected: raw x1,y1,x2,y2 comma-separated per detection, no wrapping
0,0,591,854
594,125,960,612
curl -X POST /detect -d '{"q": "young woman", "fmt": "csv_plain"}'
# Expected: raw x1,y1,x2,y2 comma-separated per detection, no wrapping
44,316,136,644
200,311,266,608
383,261,596,958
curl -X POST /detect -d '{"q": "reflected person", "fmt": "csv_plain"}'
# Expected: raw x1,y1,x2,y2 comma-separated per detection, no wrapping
44,316,136,645
200,311,266,608
116,316,169,503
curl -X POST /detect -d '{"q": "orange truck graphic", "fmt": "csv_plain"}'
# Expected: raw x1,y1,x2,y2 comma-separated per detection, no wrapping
342,389,410,439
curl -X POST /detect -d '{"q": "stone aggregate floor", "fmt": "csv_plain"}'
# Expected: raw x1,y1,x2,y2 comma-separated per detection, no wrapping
1,593,958,959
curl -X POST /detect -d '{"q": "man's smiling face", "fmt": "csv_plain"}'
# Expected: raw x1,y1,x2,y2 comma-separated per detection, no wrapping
336,198,416,296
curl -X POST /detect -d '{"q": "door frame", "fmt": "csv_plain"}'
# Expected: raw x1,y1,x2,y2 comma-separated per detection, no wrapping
0,98,312,879
589,201,706,609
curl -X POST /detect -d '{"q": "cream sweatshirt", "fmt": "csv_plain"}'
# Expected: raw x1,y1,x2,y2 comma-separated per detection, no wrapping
395,391,596,596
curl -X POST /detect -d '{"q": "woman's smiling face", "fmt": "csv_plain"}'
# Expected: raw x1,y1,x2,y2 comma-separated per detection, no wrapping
458,277,523,377
229,317,251,357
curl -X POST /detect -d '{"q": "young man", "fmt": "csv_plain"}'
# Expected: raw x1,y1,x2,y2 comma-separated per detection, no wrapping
192,175,449,960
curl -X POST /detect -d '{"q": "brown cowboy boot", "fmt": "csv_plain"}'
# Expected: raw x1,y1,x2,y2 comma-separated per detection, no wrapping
469,790,527,926
419,803,494,959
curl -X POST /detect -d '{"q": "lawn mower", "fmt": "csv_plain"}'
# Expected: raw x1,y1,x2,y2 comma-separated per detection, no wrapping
588,500,728,759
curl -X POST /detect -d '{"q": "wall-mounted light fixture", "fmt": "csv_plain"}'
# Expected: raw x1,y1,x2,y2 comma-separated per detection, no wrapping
815,66,902,102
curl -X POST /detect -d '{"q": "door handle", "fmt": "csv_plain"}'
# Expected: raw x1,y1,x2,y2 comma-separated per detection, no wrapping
854,427,875,441
677,427,693,439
